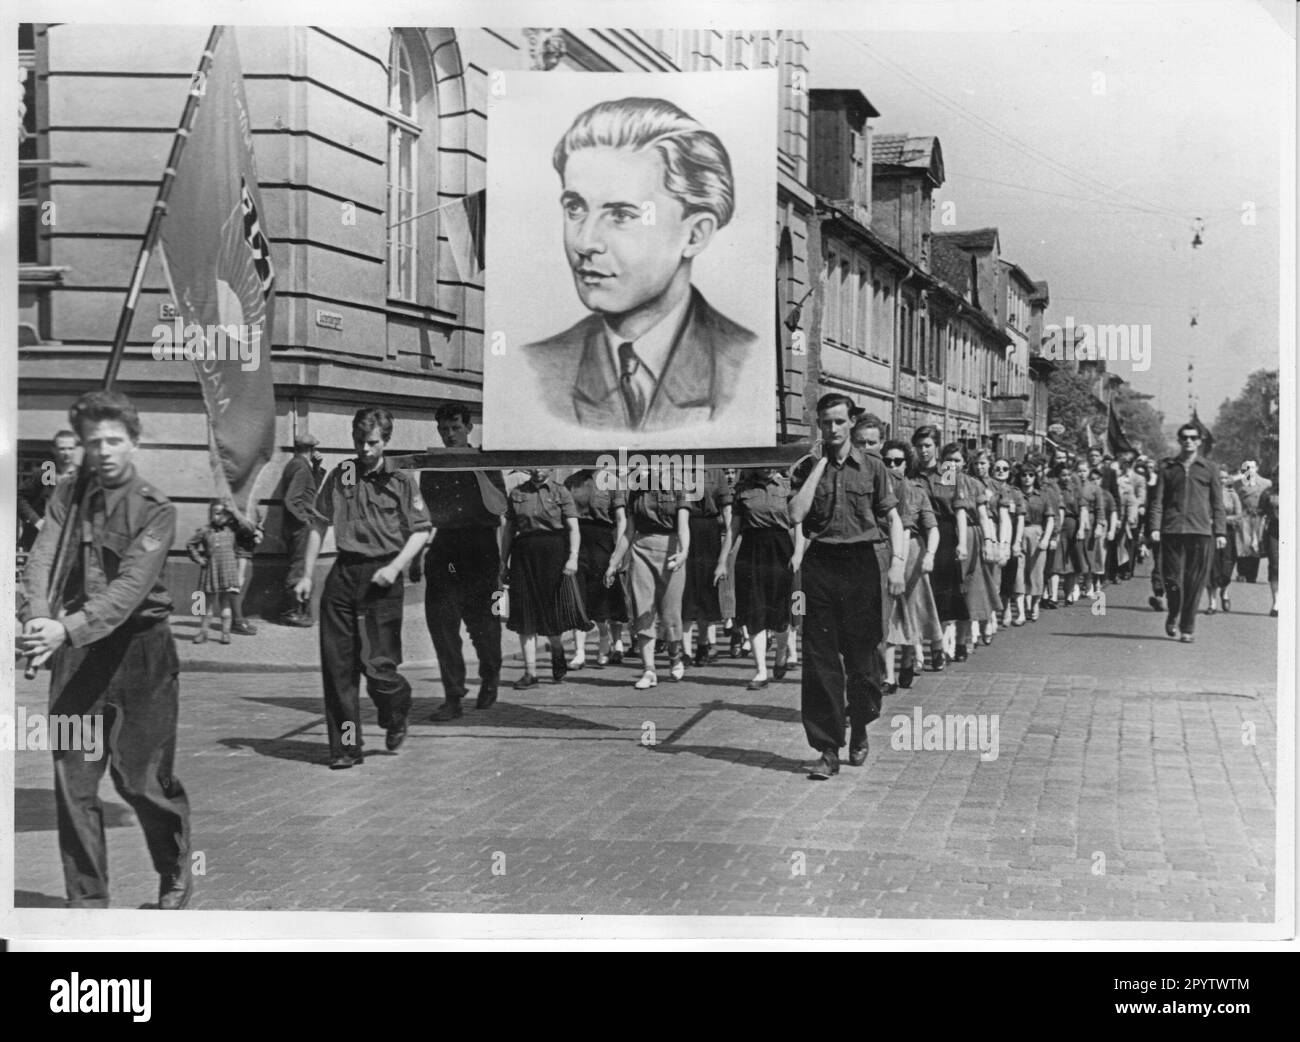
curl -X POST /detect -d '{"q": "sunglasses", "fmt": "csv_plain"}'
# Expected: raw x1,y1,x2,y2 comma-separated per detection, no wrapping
884,457,906,466
993,466,1010,473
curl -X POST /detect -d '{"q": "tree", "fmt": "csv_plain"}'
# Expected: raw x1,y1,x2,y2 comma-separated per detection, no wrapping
1211,368,1279,476
1046,364,1102,452
1111,385,1168,460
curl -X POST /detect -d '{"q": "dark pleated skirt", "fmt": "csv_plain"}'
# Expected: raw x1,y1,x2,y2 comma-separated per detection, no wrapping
576,519,627,623
931,516,969,622
507,530,589,636
681,515,723,622
734,526,794,633
1052,515,1078,575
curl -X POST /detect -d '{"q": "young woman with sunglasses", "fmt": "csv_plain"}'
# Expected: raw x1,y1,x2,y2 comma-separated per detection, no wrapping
911,426,970,670
966,448,1008,647
880,440,942,691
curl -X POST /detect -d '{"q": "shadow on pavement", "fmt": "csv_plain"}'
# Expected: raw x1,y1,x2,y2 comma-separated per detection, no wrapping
646,742,807,774
16,786,135,833
14,889,65,908
218,736,337,765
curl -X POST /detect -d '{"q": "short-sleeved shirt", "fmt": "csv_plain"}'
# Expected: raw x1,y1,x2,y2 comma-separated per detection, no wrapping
507,477,577,536
564,470,626,526
997,480,1026,517
1021,488,1053,528
734,474,791,530
919,466,974,525
419,469,507,531
627,487,689,534
790,446,897,544
896,474,937,534
688,468,734,520
1077,478,1104,522
311,456,432,556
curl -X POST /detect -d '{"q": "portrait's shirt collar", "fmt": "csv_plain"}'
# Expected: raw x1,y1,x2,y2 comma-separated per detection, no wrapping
603,289,693,388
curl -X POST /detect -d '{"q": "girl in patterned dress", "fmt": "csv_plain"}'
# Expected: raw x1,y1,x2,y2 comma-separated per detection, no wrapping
187,500,241,645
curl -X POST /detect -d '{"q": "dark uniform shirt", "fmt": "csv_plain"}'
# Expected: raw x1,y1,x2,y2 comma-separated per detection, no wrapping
896,474,937,534
688,468,734,520
21,467,175,647
734,474,791,530
1021,488,1053,528
1149,456,1226,537
563,470,626,526
1077,478,1104,523
919,466,975,525
506,477,577,536
311,456,432,556
791,446,897,544
627,487,689,533
420,469,507,530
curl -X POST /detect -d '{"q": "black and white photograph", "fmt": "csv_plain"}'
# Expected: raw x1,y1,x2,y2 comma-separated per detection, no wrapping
1,0,1295,959
483,70,776,449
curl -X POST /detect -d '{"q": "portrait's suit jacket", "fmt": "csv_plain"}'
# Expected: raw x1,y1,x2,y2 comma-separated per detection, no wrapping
522,287,757,432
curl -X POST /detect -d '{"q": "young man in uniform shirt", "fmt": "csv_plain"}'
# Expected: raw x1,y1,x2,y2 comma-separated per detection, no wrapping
417,403,508,720
19,390,193,909
294,408,432,768
1148,423,1226,643
789,393,906,779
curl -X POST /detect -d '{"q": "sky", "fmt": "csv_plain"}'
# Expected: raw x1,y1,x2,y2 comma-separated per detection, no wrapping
809,1,1292,425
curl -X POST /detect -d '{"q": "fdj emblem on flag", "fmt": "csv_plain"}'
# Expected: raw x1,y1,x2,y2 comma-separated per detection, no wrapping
156,27,277,514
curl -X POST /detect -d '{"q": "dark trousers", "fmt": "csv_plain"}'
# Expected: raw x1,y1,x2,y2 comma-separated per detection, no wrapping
1236,555,1260,583
800,542,884,752
284,522,311,615
319,554,411,757
423,526,502,702
1160,534,1215,635
49,621,190,906
1150,539,1164,596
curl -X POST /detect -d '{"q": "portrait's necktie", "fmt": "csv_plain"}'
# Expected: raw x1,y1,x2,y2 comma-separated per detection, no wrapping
617,342,649,428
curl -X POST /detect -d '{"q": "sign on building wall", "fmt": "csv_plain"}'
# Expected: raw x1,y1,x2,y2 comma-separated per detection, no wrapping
482,70,777,450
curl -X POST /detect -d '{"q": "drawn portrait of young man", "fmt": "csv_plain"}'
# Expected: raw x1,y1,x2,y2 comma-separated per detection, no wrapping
521,96,759,433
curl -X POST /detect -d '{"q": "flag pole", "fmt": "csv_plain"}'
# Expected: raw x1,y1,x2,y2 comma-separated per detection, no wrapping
104,24,224,389
24,26,224,680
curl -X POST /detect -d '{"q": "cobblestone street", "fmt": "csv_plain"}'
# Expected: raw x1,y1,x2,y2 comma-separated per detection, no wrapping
13,566,1277,921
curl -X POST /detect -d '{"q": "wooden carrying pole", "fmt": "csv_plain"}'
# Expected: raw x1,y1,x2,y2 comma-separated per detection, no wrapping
24,26,224,679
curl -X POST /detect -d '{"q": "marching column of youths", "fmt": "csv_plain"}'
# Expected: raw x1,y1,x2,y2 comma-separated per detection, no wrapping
17,392,1280,907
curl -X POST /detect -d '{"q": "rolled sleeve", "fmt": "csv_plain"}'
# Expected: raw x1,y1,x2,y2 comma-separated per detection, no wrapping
557,483,579,521
872,461,898,516
62,499,176,648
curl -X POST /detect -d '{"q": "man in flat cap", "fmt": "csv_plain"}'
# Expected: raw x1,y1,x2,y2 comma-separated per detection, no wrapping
280,432,324,626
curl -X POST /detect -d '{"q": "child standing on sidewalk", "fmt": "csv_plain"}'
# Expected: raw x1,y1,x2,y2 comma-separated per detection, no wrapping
187,500,242,644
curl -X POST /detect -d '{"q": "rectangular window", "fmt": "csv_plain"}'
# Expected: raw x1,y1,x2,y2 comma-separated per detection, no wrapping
857,269,869,356
824,252,839,342
840,259,852,345
387,124,417,301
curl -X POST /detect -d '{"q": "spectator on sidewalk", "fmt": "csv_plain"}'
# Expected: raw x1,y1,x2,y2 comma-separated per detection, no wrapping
18,429,80,551
229,500,263,636
1232,459,1272,583
280,433,323,626
187,500,243,645
1205,467,1242,614
1148,422,1226,643
1260,472,1280,617
419,404,508,720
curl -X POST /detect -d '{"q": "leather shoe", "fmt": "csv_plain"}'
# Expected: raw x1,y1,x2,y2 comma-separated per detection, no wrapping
848,733,869,767
385,715,408,751
801,751,839,779
551,654,568,683
1149,595,1165,613
430,699,463,721
329,750,363,769
475,685,498,710
514,673,539,690
230,620,257,636
1165,619,1179,638
898,664,915,689
746,676,769,690
158,869,193,910
1179,633,1195,643
280,612,314,628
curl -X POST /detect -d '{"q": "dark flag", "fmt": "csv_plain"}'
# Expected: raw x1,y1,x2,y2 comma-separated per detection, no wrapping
443,188,486,280
156,27,276,513
1191,408,1214,456
1106,400,1135,457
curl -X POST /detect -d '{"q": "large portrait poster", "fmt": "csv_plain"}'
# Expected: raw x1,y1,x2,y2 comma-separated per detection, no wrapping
483,70,777,450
